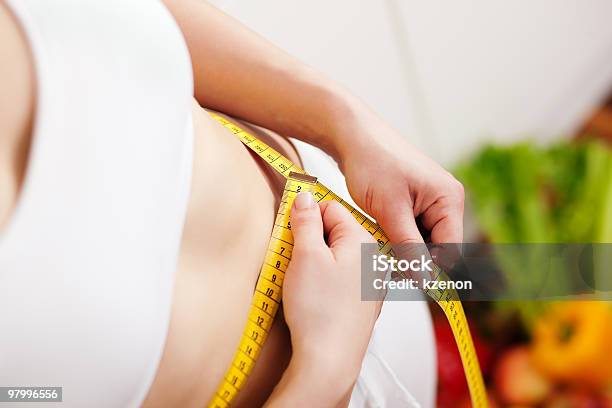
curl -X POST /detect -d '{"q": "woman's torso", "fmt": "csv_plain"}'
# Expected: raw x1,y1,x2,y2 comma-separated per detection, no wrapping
0,1,293,406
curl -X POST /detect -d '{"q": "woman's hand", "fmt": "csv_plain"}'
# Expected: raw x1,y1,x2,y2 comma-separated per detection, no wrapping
336,115,465,245
265,193,383,407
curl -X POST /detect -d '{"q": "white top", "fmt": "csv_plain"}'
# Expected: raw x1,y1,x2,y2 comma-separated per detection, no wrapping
0,1,193,407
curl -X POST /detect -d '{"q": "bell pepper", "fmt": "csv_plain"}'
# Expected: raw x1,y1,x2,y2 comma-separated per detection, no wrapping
531,301,612,389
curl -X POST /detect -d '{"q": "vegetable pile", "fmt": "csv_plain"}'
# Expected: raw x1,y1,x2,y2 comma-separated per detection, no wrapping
455,140,612,243
432,140,612,407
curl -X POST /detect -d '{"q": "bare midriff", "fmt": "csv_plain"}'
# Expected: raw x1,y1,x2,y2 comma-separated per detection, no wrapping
142,105,301,407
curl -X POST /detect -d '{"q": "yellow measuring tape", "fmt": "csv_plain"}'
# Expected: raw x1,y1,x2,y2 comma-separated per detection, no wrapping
206,112,488,408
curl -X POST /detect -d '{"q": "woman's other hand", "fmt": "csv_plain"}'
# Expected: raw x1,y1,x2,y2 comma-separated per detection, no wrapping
336,117,465,246
266,193,382,407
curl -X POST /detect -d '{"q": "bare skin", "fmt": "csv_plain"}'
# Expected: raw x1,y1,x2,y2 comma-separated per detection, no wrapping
0,2,33,232
144,107,302,407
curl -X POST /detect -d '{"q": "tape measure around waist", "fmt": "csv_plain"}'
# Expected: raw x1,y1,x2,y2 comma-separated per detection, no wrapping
206,112,488,408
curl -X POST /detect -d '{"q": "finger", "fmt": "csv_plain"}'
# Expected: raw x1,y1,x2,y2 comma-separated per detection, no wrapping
319,201,372,250
430,211,463,244
290,192,326,248
420,197,464,244
374,200,432,276
376,198,424,245
430,244,462,272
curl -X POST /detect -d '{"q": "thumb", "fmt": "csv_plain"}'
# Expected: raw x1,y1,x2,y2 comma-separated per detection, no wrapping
290,192,325,248
320,200,369,250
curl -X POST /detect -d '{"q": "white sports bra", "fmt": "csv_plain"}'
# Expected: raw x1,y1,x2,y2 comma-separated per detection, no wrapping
0,1,193,406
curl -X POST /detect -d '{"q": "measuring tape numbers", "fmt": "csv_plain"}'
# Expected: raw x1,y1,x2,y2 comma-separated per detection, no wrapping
206,112,488,408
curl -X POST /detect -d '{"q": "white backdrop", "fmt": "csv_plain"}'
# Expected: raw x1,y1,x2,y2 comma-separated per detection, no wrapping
209,0,612,166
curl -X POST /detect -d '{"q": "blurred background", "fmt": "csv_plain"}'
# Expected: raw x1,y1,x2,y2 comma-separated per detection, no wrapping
210,1,612,406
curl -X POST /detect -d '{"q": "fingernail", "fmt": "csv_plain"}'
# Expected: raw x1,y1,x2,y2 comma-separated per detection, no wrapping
294,192,315,210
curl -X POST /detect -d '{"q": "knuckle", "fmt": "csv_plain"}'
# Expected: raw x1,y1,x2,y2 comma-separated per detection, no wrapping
447,178,465,205
451,178,465,198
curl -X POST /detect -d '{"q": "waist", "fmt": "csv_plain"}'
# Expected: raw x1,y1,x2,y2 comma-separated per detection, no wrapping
143,105,302,407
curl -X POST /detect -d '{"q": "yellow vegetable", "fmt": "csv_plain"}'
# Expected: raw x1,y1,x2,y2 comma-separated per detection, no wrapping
531,301,612,389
